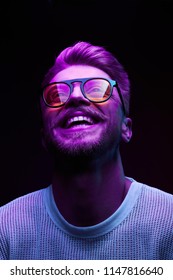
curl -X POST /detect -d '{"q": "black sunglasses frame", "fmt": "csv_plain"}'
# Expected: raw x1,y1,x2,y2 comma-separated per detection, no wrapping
42,77,126,115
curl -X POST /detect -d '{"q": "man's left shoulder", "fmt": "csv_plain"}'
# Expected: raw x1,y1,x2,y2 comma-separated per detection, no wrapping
142,183,173,208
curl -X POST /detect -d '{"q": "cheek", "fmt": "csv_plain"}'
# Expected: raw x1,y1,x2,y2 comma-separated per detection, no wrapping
106,107,123,139
41,104,59,129
41,113,55,136
103,102,122,124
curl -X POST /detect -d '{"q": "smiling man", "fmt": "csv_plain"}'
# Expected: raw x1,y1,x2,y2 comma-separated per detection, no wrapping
0,41,173,260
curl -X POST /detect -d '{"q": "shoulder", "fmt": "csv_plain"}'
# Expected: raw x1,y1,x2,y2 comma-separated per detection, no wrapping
136,182,173,223
129,177,173,203
129,178,173,219
141,183,173,204
0,188,47,219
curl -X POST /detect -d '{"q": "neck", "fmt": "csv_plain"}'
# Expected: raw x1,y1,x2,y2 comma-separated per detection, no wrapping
51,151,130,226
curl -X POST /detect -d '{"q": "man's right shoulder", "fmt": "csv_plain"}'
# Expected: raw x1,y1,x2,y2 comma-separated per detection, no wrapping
0,188,47,216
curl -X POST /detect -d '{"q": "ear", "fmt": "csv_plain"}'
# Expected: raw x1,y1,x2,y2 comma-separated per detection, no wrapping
121,117,132,143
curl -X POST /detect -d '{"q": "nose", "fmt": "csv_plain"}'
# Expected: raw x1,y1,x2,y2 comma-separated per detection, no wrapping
64,82,90,108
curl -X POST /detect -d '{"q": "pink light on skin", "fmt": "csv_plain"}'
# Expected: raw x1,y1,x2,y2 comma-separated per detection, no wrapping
40,64,133,226
40,65,132,159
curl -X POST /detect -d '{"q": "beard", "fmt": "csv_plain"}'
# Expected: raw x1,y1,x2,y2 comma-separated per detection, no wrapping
44,130,108,159
42,124,121,169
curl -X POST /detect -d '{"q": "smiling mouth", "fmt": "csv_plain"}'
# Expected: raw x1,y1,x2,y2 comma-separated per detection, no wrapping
62,115,98,129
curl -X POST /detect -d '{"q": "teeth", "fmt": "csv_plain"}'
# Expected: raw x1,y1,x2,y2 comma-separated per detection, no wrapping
67,116,94,127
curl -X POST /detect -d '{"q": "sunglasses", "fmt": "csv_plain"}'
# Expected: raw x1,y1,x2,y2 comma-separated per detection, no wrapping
42,77,126,115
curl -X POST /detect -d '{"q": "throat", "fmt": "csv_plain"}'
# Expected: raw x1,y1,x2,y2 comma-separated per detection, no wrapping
52,154,129,227
52,176,127,227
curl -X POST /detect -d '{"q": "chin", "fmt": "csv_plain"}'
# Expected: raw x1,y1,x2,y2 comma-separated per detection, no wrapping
44,126,117,161
61,140,102,157
46,137,107,162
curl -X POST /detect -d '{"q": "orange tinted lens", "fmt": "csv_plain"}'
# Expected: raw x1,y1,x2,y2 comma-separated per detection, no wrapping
84,79,111,102
43,83,70,106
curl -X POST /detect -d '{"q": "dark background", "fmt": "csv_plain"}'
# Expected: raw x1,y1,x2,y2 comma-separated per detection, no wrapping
1,0,173,206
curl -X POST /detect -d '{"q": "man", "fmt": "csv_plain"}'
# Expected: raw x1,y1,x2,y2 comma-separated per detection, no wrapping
0,41,173,259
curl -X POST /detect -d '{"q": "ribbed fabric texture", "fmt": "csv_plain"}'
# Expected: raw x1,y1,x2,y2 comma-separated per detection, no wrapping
0,179,173,260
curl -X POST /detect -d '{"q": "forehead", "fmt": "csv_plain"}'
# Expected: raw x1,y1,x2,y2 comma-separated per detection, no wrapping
50,65,111,83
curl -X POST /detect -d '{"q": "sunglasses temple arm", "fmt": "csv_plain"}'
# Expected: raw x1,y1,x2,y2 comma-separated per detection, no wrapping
116,85,126,116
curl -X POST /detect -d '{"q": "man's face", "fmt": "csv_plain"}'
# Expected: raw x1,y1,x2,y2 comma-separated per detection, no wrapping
40,65,128,159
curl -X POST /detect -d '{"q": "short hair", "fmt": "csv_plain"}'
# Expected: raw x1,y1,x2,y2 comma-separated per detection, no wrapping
42,41,131,115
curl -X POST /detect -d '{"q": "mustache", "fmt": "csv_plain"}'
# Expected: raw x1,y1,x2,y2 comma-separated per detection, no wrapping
52,106,108,128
